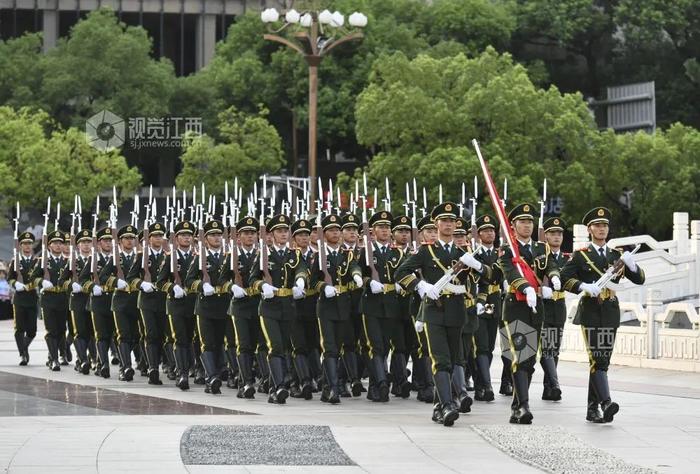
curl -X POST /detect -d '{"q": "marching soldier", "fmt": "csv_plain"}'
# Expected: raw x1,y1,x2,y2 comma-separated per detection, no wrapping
560,207,645,423
66,229,94,374
228,216,262,399
453,217,477,396
358,211,408,402
127,222,169,385
60,231,74,365
540,217,569,401
80,226,116,378
8,231,39,366
396,202,493,427
157,220,197,390
249,214,309,404
473,214,503,401
311,214,364,404
499,203,561,424
30,230,69,371
185,219,234,394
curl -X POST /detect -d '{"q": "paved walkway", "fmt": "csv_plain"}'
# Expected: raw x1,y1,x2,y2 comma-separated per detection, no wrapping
0,319,698,473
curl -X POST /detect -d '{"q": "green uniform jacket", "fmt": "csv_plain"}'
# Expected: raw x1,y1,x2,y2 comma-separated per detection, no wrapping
61,255,90,312
126,250,167,312
99,252,139,313
560,244,645,328
250,246,308,321
184,250,233,319
228,248,261,320
310,247,362,322
78,253,112,313
156,249,197,319
543,251,570,327
295,248,319,322
358,243,405,319
395,242,495,328
7,256,39,308
29,254,69,311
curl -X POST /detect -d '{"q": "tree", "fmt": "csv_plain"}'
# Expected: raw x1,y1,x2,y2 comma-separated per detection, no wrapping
0,33,44,109
176,107,284,195
0,106,142,223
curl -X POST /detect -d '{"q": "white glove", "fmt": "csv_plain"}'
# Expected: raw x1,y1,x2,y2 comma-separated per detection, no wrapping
395,283,403,293
232,284,247,299
172,284,185,299
117,279,128,290
14,282,26,292
140,281,154,293
369,280,384,294
550,276,561,291
202,282,215,296
71,282,82,294
524,287,537,310
324,285,337,298
353,274,363,287
42,279,53,290
541,286,553,300
502,280,509,293
620,251,637,272
425,284,441,301
459,252,483,272
92,285,103,296
579,282,601,297
476,303,485,315
261,283,277,300
295,278,305,291
292,286,305,299
416,280,429,299
415,320,425,333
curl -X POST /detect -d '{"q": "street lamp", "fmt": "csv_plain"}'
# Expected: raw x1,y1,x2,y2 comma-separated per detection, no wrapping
261,6,367,211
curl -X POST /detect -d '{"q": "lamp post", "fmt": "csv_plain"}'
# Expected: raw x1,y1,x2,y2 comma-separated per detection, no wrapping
261,6,367,212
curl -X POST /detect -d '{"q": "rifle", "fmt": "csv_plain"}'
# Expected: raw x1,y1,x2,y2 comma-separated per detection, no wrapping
470,176,479,248
316,212,332,286
142,204,151,284
70,196,77,283
594,244,642,291
259,201,272,285
41,197,51,281
361,198,379,282
198,206,210,285
91,196,100,284
13,202,23,284
169,210,181,287
538,178,547,242
111,188,124,281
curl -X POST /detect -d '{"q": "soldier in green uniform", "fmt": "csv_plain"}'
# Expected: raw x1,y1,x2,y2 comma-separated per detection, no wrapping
60,231,74,365
156,220,197,390
499,203,561,424
288,218,317,399
249,214,309,404
540,217,570,401
453,217,477,397
29,230,69,371
228,216,262,399
311,214,364,404
8,231,39,366
66,229,94,374
185,219,234,394
560,207,645,423
126,222,168,385
79,227,115,378
410,216,436,403
358,211,404,402
473,214,503,402
396,202,494,427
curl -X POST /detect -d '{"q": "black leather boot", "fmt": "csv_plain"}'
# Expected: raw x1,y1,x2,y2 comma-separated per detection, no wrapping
201,351,222,394
146,344,162,385
475,354,495,401
74,338,91,374
509,370,533,424
451,364,472,413
294,354,313,400
164,343,177,381
118,342,134,381
321,357,340,404
96,340,111,378
540,356,561,401
342,352,363,397
371,355,389,402
47,337,61,371
391,352,411,398
174,345,190,391
435,371,459,427
592,370,619,423
586,402,604,423
237,353,256,399
256,352,270,394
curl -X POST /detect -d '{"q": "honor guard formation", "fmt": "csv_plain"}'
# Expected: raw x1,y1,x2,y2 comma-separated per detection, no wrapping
8,141,644,427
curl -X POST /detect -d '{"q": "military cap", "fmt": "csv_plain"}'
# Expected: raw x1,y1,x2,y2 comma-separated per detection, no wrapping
392,214,411,231
63,231,71,242
508,203,535,222
476,214,497,232
266,214,290,232
76,229,92,243
236,216,259,233
174,221,194,235
97,227,113,240
583,207,611,226
321,214,341,231
204,220,224,236
341,214,360,229
453,217,468,235
19,231,35,243
47,230,65,244
369,211,393,227
148,222,165,236
543,217,566,232
431,201,458,220
291,219,312,236
417,215,436,231
118,225,137,239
